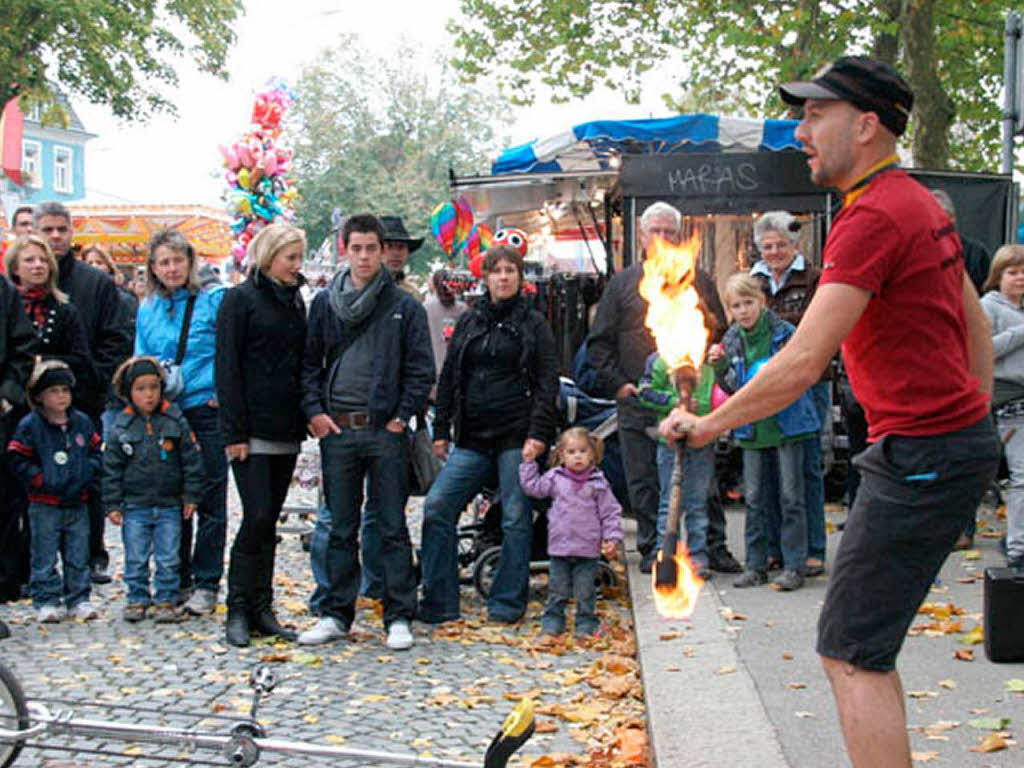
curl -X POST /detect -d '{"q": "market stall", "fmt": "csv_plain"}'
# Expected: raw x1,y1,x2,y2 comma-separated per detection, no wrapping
68,203,232,268
450,114,805,370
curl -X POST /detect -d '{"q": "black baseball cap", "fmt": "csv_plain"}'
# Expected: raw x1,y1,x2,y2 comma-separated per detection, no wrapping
779,56,914,137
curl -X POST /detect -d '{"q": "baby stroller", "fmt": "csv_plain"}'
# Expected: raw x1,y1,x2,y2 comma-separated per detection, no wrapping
462,375,625,599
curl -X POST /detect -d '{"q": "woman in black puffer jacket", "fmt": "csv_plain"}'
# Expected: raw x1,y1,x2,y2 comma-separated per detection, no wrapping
420,245,558,625
215,224,308,646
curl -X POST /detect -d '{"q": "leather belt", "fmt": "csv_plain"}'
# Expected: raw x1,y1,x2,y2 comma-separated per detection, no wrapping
331,410,371,429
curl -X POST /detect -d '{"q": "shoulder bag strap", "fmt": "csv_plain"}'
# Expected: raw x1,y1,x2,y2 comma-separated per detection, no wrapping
174,294,198,365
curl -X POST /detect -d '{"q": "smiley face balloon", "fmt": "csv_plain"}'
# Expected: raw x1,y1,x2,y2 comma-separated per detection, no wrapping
491,228,528,257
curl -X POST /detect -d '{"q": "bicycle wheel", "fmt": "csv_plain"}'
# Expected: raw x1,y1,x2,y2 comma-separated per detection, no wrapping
0,660,29,768
472,546,503,599
457,526,482,585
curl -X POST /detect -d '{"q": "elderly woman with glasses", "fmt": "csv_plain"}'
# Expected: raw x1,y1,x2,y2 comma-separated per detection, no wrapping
750,211,828,579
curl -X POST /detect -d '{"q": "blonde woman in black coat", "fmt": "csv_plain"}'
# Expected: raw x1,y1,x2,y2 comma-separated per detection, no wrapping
216,224,308,646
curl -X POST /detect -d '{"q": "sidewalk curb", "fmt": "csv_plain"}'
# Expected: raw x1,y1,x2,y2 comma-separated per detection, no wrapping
625,528,790,768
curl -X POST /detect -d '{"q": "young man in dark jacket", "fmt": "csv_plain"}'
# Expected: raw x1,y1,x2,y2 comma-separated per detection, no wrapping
298,214,434,650
586,201,737,573
34,202,133,584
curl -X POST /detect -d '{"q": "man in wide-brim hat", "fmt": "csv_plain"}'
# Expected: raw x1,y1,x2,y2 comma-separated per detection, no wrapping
380,216,424,302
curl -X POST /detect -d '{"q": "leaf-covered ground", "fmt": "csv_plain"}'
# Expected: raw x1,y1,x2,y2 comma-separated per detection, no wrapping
0,456,649,768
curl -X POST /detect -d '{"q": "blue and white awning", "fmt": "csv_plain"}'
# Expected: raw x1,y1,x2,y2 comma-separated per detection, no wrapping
492,114,801,175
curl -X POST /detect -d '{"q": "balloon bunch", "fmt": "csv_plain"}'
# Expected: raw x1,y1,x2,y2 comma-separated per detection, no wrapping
219,80,299,267
430,196,495,277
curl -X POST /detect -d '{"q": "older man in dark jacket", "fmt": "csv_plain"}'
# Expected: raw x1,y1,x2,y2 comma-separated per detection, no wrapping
298,214,433,651
587,201,737,574
34,202,133,584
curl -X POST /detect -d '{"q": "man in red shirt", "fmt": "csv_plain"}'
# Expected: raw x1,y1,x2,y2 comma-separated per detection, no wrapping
661,57,999,768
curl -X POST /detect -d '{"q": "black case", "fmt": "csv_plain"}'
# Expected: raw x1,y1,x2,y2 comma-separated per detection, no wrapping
983,567,1024,663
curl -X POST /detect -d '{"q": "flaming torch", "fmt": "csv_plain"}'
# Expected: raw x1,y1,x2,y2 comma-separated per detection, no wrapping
639,232,710,619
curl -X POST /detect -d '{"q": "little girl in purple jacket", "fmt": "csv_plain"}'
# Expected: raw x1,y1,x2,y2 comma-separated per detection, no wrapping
519,427,623,636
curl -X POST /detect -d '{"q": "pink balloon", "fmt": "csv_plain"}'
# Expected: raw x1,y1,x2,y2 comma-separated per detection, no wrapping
263,155,278,176
219,145,240,170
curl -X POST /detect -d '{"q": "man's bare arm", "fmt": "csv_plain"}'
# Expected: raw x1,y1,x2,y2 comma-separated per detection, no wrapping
961,273,993,395
664,283,872,445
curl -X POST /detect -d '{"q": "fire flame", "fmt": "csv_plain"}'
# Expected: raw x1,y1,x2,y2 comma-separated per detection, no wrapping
652,544,705,619
641,231,710,619
638,233,710,372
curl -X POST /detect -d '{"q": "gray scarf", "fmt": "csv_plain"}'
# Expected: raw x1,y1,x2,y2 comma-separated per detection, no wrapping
328,266,392,328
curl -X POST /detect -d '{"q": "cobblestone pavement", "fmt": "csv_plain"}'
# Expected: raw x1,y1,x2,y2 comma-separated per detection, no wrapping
0,443,643,768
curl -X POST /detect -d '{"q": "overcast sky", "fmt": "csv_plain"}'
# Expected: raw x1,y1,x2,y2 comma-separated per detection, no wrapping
74,0,678,208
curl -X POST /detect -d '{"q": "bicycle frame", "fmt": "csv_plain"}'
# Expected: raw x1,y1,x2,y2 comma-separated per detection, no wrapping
0,663,534,768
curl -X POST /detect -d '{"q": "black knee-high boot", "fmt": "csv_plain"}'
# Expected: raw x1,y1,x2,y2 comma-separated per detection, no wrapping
225,550,254,647
249,540,296,641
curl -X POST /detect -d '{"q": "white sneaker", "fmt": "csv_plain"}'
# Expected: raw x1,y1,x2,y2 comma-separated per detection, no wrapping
297,616,347,645
386,619,414,651
184,588,217,615
70,601,99,620
37,605,64,623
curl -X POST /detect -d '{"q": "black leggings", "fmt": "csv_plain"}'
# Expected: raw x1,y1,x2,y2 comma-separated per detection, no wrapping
230,454,297,556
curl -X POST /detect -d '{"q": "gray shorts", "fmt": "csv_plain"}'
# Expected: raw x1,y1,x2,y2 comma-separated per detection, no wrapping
816,415,999,670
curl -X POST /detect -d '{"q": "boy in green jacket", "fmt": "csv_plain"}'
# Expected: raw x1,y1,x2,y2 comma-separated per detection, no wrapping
638,353,718,579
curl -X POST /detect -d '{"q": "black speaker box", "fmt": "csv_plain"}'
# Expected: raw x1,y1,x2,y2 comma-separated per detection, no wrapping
983,567,1024,663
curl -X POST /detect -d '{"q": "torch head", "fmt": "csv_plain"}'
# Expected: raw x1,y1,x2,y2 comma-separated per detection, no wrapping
654,532,681,588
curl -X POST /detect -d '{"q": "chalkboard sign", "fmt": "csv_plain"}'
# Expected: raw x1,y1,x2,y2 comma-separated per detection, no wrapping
621,151,822,199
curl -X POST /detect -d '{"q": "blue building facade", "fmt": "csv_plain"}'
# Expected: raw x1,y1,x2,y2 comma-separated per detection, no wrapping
1,96,93,211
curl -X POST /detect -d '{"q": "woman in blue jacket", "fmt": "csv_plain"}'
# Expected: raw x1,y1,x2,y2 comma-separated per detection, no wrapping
135,229,225,616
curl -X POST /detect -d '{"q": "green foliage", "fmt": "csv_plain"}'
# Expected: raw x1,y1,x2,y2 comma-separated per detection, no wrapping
0,0,241,120
452,0,1017,171
289,36,505,274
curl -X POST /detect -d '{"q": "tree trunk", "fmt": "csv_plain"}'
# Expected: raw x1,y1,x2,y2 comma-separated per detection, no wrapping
900,0,954,168
787,0,826,80
871,0,901,64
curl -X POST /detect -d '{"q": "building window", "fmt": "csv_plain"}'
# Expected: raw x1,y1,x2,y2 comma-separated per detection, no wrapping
22,140,42,188
54,145,73,194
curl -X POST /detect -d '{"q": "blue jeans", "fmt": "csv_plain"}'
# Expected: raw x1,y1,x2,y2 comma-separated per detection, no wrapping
420,446,531,623
742,442,807,572
805,382,830,561
1000,415,1024,564
308,501,332,616
310,497,391,607
319,428,416,629
361,491,414,598
182,405,226,593
655,441,714,567
309,493,407,613
28,502,90,609
543,556,598,635
123,506,181,605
